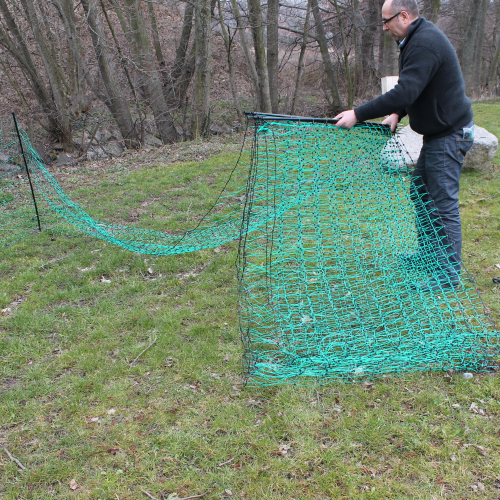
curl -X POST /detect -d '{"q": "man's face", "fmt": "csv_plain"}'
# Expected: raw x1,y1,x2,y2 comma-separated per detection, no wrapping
382,1,410,41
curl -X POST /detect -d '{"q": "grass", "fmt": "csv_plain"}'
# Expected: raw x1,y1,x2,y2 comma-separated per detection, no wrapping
1,105,500,499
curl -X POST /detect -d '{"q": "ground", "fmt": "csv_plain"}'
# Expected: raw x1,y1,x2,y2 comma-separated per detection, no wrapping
0,102,499,499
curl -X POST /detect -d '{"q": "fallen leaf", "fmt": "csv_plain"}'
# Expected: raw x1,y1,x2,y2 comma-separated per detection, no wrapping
362,382,374,389
147,267,153,274
360,464,376,477
224,490,233,496
100,276,111,283
224,353,229,362
464,443,489,457
69,479,78,490
278,443,291,456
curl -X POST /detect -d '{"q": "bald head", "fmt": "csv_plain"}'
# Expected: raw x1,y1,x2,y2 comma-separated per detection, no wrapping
383,0,419,20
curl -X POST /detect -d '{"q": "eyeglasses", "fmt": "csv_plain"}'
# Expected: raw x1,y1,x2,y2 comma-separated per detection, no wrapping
382,11,401,25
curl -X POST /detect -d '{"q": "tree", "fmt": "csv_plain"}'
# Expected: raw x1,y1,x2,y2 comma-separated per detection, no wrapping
267,0,279,113
248,0,272,112
311,0,343,113
192,0,212,138
218,0,244,125
123,0,178,143
80,0,139,148
359,0,379,88
290,0,312,114
422,0,441,23
459,0,488,94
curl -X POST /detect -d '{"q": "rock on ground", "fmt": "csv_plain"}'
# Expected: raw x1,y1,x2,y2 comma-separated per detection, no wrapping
396,125,498,172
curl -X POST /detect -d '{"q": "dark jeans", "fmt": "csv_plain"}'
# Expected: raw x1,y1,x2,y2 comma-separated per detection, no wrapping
410,122,474,281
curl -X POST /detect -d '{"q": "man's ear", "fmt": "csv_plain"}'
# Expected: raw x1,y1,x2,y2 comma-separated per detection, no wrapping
400,10,411,22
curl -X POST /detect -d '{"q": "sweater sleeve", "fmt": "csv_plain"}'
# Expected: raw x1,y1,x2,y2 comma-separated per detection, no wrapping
354,45,439,122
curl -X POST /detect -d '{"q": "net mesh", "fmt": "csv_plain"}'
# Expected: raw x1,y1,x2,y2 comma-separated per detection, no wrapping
1,115,498,385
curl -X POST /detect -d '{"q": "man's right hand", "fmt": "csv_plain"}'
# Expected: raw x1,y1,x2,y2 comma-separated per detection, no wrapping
382,113,399,132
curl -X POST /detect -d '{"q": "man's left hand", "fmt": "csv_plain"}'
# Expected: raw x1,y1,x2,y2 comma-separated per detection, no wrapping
333,110,357,129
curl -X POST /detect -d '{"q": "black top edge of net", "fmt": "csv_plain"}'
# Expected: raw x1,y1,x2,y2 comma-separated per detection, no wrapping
244,111,391,131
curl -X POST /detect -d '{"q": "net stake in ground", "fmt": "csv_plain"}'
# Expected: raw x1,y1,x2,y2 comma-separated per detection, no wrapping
12,112,41,232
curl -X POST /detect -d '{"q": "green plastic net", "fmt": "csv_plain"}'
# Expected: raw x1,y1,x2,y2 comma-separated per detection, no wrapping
1,114,498,385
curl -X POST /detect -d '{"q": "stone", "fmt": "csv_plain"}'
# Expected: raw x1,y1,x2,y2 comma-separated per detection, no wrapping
463,126,498,171
102,140,124,157
0,162,20,176
32,144,50,164
396,125,498,172
52,152,74,168
144,133,163,148
210,124,232,135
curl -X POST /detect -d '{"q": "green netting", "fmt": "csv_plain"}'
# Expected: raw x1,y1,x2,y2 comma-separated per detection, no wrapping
1,114,498,385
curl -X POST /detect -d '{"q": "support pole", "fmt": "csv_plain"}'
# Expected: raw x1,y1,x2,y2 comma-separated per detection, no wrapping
12,112,41,232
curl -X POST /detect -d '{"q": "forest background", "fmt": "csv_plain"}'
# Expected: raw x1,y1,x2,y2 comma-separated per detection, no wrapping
0,0,498,156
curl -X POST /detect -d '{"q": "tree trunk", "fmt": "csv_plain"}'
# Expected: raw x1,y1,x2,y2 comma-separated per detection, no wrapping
192,0,212,138
379,30,398,77
20,0,73,151
290,0,312,115
460,0,486,94
332,0,355,108
177,46,196,107
359,0,378,86
423,0,441,23
0,0,58,136
352,0,360,101
488,28,500,88
218,0,244,126
311,0,343,112
173,2,194,81
229,0,260,106
471,0,489,89
147,0,172,93
100,0,141,107
267,0,279,113
81,0,139,148
248,0,272,112
123,0,178,144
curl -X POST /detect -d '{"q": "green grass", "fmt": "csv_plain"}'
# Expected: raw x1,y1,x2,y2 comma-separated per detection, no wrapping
1,112,500,499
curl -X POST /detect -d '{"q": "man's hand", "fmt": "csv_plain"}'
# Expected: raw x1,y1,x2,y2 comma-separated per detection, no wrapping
382,113,399,132
333,110,357,129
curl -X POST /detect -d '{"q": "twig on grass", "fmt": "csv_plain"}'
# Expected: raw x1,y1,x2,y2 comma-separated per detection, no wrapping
316,389,327,422
39,256,67,269
141,490,211,500
130,331,157,366
141,490,159,500
217,456,234,467
3,447,27,470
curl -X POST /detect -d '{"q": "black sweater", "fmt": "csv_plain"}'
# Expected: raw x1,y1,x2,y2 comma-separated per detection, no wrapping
354,17,472,139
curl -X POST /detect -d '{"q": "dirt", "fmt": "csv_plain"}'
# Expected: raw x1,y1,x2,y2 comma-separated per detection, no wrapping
48,133,245,187
1,377,21,392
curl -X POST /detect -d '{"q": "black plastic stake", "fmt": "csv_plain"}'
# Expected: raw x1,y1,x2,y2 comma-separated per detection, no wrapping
12,112,41,232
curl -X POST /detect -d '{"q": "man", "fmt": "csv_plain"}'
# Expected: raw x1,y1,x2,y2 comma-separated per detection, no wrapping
334,0,474,292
